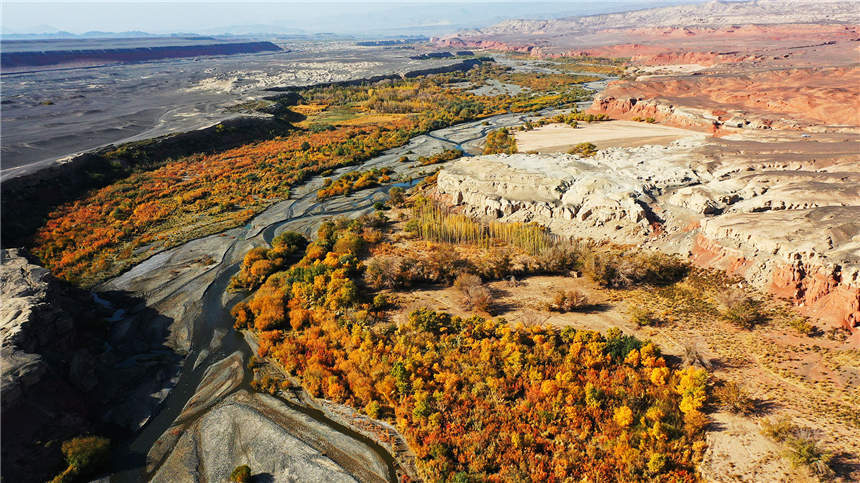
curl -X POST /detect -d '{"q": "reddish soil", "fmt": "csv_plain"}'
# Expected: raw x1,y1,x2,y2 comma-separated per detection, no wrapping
589,66,860,130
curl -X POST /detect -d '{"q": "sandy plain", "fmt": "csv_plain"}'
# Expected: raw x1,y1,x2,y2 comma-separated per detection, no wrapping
515,119,707,152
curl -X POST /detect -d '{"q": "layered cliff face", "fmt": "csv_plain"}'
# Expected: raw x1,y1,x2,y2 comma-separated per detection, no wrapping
0,40,282,73
589,66,860,133
435,131,860,336
434,0,860,60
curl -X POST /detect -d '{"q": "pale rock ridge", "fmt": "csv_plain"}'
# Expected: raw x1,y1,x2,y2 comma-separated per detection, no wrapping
436,141,860,334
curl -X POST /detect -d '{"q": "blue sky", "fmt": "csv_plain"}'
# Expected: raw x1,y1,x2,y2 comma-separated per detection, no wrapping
2,1,695,36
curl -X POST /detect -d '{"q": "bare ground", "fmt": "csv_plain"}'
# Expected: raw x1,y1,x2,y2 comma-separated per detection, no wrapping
515,120,706,152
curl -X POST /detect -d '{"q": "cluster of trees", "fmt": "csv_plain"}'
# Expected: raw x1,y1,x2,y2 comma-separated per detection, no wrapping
535,111,611,128
408,199,554,255
501,72,601,91
316,168,393,199
33,125,411,286
416,148,464,166
483,128,518,154
229,231,308,291
548,56,628,75
232,209,710,480
33,62,609,287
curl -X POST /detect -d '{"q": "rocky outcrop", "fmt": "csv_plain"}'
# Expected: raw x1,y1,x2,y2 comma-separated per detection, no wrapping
435,133,860,336
1,249,104,481
1,249,181,482
1,249,94,409
149,351,391,483
152,390,387,483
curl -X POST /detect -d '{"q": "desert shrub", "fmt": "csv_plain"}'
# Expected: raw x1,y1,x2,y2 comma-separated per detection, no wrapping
473,248,514,280
388,186,405,206
483,128,518,154
788,317,815,336
51,436,110,483
455,273,492,312
681,342,713,370
535,244,581,273
761,416,797,442
718,289,764,329
762,418,833,477
785,430,834,476
713,381,755,414
454,273,482,292
364,256,403,289
548,289,589,312
230,464,252,482
630,307,659,326
420,246,471,284
587,251,688,288
568,142,597,157
462,284,492,312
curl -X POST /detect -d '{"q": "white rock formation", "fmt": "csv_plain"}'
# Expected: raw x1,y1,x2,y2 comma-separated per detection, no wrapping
436,136,860,331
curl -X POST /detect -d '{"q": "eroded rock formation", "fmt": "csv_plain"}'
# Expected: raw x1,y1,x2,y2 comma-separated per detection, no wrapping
436,132,860,336
589,67,860,132
0,249,181,482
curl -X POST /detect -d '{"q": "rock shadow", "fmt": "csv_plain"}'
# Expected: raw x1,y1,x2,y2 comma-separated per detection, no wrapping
1,274,180,483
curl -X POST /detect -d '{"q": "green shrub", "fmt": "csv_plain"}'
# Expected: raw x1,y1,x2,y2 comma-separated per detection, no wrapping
365,400,381,418
372,293,390,310
548,289,589,312
230,464,252,482
630,307,658,326
51,436,110,483
719,289,764,329
785,431,833,477
568,142,597,157
713,381,754,414
762,418,833,476
408,308,457,334
788,317,815,336
604,328,643,362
